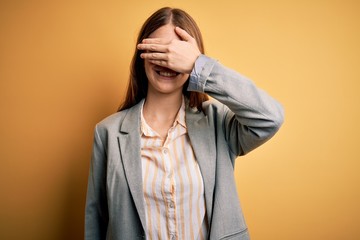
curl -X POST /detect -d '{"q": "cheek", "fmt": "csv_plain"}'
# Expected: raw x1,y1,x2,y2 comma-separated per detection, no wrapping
144,60,153,77
180,74,190,84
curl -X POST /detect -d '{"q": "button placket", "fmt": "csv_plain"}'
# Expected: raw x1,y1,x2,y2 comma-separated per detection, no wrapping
162,148,168,154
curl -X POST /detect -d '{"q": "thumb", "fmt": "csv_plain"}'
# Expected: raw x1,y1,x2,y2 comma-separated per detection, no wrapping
175,26,193,42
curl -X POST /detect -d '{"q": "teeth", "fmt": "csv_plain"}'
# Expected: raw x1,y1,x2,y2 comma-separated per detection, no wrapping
159,71,176,77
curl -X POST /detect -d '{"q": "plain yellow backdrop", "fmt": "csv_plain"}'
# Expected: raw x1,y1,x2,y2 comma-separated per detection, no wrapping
1,0,359,239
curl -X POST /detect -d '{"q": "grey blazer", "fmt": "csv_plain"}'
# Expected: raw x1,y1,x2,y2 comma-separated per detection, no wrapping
85,55,284,240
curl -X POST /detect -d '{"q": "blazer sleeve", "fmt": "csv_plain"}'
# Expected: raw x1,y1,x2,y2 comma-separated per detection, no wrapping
188,54,284,156
85,124,109,240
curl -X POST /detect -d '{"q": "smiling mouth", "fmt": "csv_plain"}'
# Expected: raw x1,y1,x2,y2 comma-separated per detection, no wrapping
154,67,179,78
157,71,178,77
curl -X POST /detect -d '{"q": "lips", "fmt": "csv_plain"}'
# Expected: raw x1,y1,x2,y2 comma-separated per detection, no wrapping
159,71,177,77
154,67,179,78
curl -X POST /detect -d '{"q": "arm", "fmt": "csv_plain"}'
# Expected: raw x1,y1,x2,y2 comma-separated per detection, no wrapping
189,55,284,155
85,125,108,239
137,27,284,155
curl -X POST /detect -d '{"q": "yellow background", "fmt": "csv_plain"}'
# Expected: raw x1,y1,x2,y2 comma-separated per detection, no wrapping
1,0,359,239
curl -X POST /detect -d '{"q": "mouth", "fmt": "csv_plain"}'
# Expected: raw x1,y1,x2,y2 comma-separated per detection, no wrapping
154,67,179,78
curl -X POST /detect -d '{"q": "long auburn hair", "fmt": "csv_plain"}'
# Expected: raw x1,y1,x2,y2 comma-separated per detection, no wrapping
118,7,208,112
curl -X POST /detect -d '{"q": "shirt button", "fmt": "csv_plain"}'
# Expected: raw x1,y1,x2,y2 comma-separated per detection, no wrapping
170,234,176,240
163,148,168,154
169,202,175,208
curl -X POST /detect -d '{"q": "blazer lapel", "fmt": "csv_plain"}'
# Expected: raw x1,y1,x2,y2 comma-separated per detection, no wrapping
186,107,216,225
117,101,146,231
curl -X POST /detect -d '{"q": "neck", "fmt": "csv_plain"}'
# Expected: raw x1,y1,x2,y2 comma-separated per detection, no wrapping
143,91,183,122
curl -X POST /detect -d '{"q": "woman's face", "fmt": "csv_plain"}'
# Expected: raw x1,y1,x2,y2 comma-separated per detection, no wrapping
144,24,189,97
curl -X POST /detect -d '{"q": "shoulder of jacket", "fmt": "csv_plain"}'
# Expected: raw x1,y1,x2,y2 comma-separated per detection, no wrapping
96,109,129,131
202,98,228,115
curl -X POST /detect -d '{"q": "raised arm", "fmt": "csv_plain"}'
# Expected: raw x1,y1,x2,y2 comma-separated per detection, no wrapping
189,55,284,156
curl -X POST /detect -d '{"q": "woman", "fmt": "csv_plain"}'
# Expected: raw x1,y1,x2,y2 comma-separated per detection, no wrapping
85,7,284,240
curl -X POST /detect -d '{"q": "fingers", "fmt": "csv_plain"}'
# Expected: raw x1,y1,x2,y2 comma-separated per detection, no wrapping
137,28,198,72
175,26,194,43
141,38,168,44
140,53,168,68
147,59,167,67
137,38,170,53
137,43,168,52
140,52,167,60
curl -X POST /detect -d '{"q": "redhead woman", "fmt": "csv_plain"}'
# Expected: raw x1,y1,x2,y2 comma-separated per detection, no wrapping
85,7,284,240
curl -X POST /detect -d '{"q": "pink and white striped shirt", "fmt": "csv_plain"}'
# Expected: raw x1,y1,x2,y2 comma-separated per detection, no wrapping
140,99,208,240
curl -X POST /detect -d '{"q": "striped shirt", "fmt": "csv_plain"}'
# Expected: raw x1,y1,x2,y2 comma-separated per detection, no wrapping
140,98,208,240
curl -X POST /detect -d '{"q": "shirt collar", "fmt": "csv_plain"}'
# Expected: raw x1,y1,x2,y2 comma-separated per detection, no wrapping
140,97,187,137
176,97,187,129
140,99,152,136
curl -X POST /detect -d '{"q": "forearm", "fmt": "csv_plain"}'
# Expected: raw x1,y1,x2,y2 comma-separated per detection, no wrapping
188,54,284,154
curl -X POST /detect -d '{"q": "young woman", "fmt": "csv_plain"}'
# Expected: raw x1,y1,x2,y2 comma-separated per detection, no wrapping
85,7,284,240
